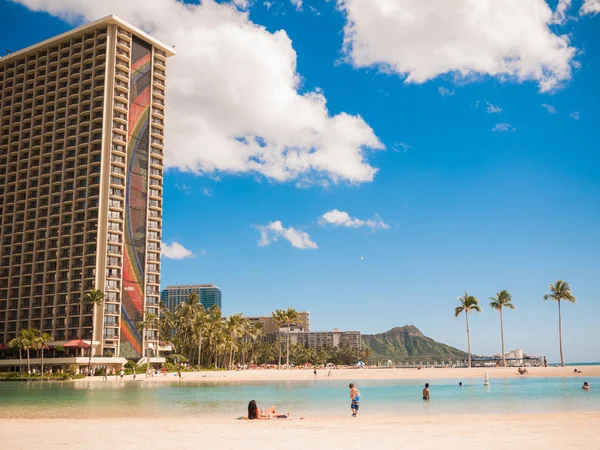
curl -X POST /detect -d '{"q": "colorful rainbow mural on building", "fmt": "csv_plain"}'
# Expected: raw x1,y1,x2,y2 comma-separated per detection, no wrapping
120,37,152,359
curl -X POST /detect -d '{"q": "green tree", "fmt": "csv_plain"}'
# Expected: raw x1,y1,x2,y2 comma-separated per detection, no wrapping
282,308,300,369
454,292,481,368
83,289,104,373
136,313,160,374
544,280,576,367
8,329,29,374
272,309,286,369
489,290,515,367
35,332,54,377
193,305,209,368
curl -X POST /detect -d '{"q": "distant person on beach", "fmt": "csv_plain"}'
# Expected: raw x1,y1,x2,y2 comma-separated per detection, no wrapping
177,369,182,379
459,382,462,387
247,400,289,420
423,383,431,400
582,382,590,391
518,367,529,375
132,367,136,380
102,368,107,382
544,357,548,367
314,367,317,376
574,369,582,374
120,369,124,379
349,383,360,417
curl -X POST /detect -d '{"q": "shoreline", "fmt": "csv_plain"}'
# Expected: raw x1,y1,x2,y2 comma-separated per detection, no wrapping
75,365,600,384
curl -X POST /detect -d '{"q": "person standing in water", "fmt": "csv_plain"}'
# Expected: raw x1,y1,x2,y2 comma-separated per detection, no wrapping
423,383,431,400
349,383,360,417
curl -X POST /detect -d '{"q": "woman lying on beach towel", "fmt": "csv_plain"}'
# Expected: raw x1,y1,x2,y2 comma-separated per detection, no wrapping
247,400,290,420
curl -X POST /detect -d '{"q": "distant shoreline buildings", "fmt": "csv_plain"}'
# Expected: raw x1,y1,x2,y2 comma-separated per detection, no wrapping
161,284,222,313
244,311,361,350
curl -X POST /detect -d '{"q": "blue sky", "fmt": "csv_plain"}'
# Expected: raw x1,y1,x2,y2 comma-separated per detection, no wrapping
1,0,599,362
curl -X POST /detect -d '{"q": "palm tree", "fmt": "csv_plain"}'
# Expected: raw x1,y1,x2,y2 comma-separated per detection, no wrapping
454,292,481,368
225,314,244,369
136,313,160,374
83,289,104,373
18,328,38,374
35,332,54,377
544,280,576,367
193,306,209,368
8,330,27,374
489,290,515,367
248,322,264,364
208,304,224,370
282,308,300,370
272,309,286,369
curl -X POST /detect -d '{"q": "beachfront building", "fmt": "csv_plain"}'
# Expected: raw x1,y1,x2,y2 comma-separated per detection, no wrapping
0,15,175,371
286,329,362,351
161,284,222,313
244,311,311,334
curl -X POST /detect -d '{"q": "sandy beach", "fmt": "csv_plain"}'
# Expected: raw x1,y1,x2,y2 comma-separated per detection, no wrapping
4,413,599,450
84,365,600,383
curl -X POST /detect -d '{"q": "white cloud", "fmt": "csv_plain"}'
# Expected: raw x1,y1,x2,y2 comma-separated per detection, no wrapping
486,102,502,114
552,0,572,23
162,241,194,259
438,87,455,97
290,0,302,10
570,111,580,120
200,249,207,256
541,103,557,114
263,1,273,9
581,0,600,15
257,221,318,249
492,123,515,132
202,187,213,197
338,0,576,92
319,209,389,230
16,0,383,185
174,183,191,195
392,142,410,152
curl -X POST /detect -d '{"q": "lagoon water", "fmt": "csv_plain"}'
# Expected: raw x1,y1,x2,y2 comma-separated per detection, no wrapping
1,377,598,419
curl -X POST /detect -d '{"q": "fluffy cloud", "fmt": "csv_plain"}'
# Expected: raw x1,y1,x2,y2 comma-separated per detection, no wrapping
438,87,455,97
320,209,389,230
486,102,502,114
16,0,383,184
492,123,515,132
162,241,194,259
257,221,318,249
570,111,580,121
337,0,576,92
581,0,600,14
541,103,557,114
552,0,572,23
290,0,302,10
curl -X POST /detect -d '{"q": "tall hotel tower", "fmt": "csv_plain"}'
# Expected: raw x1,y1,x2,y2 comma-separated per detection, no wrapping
0,16,174,362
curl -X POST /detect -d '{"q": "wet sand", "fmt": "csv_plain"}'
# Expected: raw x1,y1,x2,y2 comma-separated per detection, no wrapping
83,365,600,383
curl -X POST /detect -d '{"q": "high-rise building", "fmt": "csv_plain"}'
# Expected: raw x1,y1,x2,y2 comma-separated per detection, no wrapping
0,15,175,364
161,285,222,312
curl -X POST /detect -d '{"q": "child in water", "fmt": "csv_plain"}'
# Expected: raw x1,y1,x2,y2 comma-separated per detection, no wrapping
349,383,360,417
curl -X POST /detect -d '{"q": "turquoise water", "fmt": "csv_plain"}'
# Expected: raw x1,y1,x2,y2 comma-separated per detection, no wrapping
1,377,598,418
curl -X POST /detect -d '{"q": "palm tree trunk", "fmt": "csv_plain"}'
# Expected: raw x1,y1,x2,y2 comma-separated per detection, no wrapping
26,348,31,373
500,308,506,367
465,313,471,368
41,347,44,379
197,332,203,369
277,336,282,369
286,326,290,369
19,348,23,374
558,300,564,367
88,316,94,373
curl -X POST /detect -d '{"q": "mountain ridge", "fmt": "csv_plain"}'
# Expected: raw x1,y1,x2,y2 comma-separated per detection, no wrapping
361,325,470,362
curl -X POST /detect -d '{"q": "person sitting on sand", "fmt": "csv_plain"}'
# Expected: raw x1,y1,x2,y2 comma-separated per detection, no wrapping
582,382,590,391
247,400,289,420
574,369,582,374
518,367,529,375
423,383,431,400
